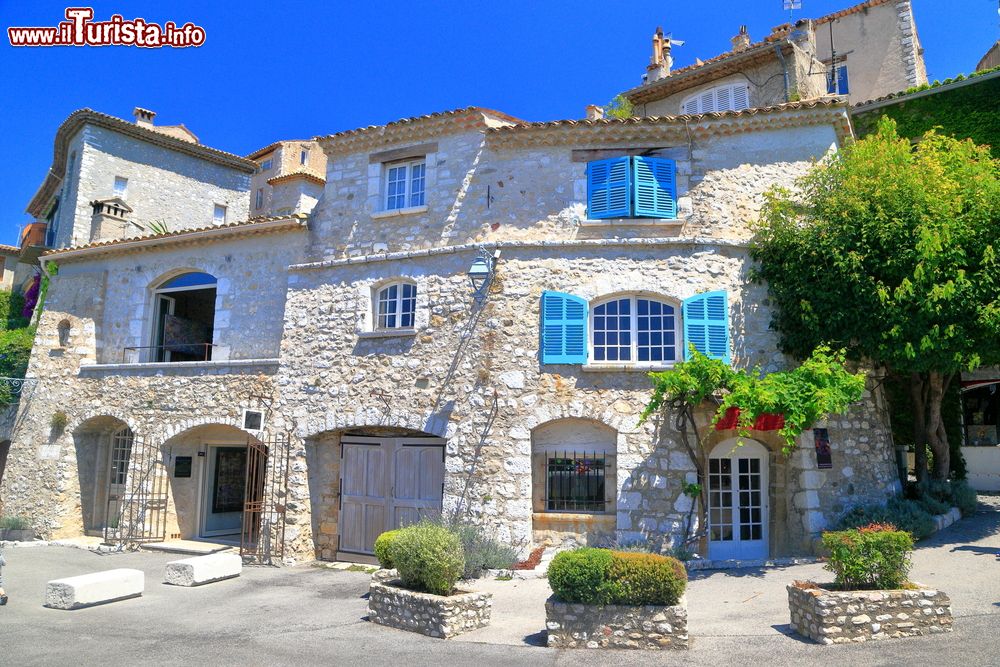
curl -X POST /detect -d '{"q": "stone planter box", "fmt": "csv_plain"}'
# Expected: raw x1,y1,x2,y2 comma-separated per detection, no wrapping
545,595,689,650
788,582,952,644
0,528,34,541
367,577,492,639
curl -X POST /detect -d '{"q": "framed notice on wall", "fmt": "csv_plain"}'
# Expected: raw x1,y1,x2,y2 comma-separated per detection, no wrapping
174,456,192,478
814,428,833,469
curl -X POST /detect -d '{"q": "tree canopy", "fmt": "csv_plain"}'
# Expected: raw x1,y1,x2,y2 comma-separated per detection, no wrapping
751,118,1000,479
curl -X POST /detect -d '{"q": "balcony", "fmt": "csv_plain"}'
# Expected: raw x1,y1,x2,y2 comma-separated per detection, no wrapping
19,221,50,264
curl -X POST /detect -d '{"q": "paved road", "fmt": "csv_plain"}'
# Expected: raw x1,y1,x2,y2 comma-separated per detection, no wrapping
2,499,998,666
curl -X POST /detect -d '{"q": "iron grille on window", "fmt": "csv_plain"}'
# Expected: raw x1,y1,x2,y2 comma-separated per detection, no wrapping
545,451,607,512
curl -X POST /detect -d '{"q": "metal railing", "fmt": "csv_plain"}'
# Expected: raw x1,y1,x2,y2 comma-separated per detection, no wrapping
122,343,216,364
544,450,608,512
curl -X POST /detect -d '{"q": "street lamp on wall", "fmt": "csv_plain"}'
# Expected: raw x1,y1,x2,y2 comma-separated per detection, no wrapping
468,247,500,300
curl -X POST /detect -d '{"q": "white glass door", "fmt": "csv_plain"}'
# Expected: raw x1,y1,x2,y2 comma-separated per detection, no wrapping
708,440,768,560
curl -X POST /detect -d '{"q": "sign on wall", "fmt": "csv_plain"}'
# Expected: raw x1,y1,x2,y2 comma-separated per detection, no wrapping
814,428,833,469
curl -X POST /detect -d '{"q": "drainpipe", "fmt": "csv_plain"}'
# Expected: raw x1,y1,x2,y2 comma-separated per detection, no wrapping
774,43,790,102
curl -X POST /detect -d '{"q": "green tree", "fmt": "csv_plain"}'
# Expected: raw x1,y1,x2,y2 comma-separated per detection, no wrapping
604,94,634,120
752,118,1000,482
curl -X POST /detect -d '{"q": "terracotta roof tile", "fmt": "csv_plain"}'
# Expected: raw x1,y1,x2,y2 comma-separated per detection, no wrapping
0,244,20,254
266,171,325,186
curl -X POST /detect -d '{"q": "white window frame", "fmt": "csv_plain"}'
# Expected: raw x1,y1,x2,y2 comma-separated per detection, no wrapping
680,82,750,115
113,176,128,198
213,204,227,223
589,294,681,366
300,149,308,165
374,281,417,330
255,188,264,210
383,158,426,211
260,159,273,171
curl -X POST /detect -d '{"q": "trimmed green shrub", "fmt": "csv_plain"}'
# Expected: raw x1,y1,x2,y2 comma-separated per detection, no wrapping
949,480,978,517
439,520,518,579
839,497,935,540
0,515,31,530
822,523,914,590
917,494,951,516
373,529,401,569
547,548,687,606
0,291,27,331
388,521,464,596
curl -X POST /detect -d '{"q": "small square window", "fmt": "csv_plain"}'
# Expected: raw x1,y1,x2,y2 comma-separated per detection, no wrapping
300,149,308,165
255,188,264,210
213,204,227,223
260,159,273,171
113,176,128,197
242,409,264,431
384,159,426,211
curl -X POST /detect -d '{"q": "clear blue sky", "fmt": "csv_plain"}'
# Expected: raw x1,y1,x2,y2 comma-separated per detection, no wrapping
1,0,997,243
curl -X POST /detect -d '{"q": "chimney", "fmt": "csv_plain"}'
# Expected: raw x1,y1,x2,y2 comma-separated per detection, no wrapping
731,25,751,52
89,198,137,242
133,107,156,128
585,105,604,121
646,26,672,83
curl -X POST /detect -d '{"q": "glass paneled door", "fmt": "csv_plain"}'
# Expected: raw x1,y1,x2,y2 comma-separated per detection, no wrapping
707,439,768,560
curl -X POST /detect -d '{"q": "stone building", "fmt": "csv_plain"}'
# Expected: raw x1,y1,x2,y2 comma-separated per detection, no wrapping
625,0,927,116
1,100,900,564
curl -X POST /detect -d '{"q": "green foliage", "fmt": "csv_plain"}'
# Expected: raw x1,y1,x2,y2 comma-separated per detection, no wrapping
0,327,35,404
838,497,936,540
0,291,28,331
547,548,687,606
916,494,951,516
50,410,68,432
822,524,914,590
373,529,401,569
853,70,1000,157
885,374,965,479
436,518,519,579
641,346,865,456
388,520,465,596
604,94,635,120
948,480,978,516
0,515,31,530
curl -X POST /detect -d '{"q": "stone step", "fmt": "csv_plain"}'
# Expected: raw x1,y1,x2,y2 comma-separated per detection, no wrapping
164,553,243,586
45,568,144,610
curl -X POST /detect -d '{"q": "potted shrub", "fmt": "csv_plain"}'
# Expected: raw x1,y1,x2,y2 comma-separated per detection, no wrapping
788,523,952,644
0,516,34,542
367,521,492,638
545,547,689,650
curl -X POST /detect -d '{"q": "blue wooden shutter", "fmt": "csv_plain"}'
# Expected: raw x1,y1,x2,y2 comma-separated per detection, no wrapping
837,66,850,95
587,157,631,219
633,157,677,219
541,291,588,364
682,291,730,364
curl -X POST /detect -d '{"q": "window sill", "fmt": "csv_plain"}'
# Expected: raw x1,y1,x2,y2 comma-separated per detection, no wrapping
580,217,684,227
357,328,417,339
581,362,676,373
78,358,280,374
371,205,428,219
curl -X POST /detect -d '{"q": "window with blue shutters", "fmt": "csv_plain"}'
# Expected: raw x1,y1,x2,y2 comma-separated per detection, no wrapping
827,65,849,95
586,156,677,220
541,291,588,364
682,291,730,364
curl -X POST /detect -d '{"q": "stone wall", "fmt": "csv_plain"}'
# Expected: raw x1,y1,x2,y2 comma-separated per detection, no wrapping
787,583,952,644
368,578,492,638
545,596,688,649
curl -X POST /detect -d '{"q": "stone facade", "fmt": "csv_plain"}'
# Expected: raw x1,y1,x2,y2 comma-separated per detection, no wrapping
787,582,952,644
545,596,688,649
368,578,492,638
2,101,900,566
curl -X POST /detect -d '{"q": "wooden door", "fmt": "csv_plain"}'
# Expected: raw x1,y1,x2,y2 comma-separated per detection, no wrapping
390,440,445,529
339,440,387,555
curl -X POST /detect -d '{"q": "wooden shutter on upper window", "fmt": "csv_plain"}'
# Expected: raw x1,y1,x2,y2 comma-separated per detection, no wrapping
732,84,750,110
587,157,631,219
540,291,588,364
682,291,730,364
633,157,677,219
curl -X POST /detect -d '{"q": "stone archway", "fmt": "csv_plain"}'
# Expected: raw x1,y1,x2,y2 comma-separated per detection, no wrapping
72,415,135,535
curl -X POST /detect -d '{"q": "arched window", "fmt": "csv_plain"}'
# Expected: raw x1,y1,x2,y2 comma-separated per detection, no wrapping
591,295,679,363
681,82,750,115
151,271,218,362
375,282,416,330
109,426,135,487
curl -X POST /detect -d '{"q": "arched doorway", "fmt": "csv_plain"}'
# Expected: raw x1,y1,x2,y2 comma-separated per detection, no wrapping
72,416,136,535
332,427,445,559
707,438,769,560
151,271,217,362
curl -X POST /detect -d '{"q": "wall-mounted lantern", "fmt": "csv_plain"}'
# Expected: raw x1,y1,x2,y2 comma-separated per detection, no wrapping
468,247,500,299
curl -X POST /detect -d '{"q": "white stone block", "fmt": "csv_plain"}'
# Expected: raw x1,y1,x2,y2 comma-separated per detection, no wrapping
45,568,144,609
164,553,242,587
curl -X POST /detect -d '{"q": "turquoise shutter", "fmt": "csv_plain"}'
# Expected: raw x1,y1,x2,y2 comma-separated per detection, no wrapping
682,291,730,364
633,156,677,219
541,291,588,364
587,157,631,219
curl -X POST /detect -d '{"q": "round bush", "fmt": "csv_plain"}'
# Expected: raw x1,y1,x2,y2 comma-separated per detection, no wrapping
822,523,913,590
547,548,687,606
388,521,465,596
373,529,401,569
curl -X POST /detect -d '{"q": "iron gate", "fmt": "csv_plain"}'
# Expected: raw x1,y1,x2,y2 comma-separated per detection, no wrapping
104,433,169,548
240,432,291,565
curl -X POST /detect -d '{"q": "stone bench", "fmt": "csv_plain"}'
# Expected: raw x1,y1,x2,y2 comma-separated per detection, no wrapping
164,553,242,586
45,568,144,610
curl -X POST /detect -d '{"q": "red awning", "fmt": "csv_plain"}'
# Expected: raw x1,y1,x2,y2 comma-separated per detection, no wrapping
714,407,785,431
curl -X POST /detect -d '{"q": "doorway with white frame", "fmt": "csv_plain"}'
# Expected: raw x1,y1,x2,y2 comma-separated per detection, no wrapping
707,438,769,560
